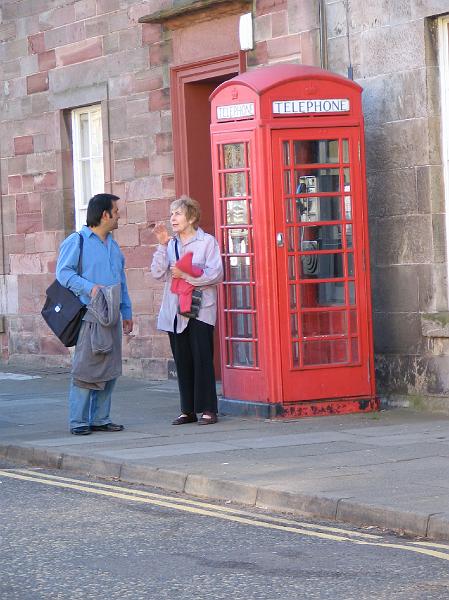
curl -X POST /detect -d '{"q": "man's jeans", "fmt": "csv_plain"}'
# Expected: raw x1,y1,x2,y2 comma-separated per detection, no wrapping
69,378,116,429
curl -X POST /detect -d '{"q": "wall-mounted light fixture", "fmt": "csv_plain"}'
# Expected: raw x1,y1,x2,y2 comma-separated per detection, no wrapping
239,12,253,51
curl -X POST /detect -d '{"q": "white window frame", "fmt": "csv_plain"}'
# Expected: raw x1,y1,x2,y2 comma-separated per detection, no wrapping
71,105,105,230
439,17,449,302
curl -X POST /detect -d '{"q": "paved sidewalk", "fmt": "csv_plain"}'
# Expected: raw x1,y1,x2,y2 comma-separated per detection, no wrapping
2,369,449,541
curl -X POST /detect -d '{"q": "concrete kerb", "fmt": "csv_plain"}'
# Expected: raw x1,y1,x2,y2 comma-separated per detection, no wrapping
5,444,35,464
184,473,258,505
255,488,340,522
120,463,187,492
61,454,123,479
336,499,430,538
427,513,449,541
2,443,449,542
31,448,63,470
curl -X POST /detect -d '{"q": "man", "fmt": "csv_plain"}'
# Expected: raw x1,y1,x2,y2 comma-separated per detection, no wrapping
56,193,133,435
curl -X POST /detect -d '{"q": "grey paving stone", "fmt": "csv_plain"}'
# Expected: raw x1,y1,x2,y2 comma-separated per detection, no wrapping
97,441,240,460
22,432,157,447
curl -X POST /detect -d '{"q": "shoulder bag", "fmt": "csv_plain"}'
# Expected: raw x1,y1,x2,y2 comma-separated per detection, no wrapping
41,233,87,347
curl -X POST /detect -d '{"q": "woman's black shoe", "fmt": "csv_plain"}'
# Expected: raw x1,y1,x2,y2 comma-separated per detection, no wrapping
172,413,198,425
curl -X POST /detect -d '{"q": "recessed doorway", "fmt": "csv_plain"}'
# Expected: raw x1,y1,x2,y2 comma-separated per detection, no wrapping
171,54,243,378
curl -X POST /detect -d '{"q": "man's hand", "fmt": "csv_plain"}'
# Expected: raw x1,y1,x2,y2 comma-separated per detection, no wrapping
91,285,102,298
123,319,133,335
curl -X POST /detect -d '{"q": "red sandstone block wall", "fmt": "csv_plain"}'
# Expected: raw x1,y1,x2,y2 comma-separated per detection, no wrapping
0,0,319,376
250,0,320,67
0,0,175,375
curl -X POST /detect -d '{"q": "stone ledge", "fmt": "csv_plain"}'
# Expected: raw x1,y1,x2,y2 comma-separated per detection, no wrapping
138,0,252,29
381,394,449,414
421,312,449,338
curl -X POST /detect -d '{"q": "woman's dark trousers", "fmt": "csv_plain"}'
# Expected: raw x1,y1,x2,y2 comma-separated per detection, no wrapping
168,318,218,414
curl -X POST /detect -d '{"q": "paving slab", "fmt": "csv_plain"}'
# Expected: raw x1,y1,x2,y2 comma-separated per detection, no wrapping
20,432,160,448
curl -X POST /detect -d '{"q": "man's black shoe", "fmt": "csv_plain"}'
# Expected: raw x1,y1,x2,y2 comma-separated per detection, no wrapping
91,423,124,432
70,426,91,435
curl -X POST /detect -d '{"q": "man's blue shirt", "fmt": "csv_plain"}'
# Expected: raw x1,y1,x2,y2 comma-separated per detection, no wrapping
56,225,132,320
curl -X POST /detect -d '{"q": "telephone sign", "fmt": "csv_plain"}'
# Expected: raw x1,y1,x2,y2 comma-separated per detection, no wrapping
272,98,350,115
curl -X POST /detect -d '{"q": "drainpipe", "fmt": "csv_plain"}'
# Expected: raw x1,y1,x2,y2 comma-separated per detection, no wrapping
0,162,6,335
318,0,328,70
343,0,353,79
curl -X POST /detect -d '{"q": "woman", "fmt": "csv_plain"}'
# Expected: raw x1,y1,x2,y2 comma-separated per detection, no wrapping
150,196,223,425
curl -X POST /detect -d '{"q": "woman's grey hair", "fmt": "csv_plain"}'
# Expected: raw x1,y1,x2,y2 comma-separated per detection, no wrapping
170,195,201,229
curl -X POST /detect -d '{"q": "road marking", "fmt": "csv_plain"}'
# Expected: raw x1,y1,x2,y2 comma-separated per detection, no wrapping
9,468,380,539
1,468,449,562
0,373,41,380
411,540,449,550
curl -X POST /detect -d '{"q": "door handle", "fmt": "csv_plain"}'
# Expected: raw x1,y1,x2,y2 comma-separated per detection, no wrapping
276,232,284,247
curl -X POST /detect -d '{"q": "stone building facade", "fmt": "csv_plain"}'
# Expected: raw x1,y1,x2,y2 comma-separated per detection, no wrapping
1,0,449,405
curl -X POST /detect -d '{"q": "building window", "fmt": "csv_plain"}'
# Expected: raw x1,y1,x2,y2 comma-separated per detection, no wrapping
71,105,105,230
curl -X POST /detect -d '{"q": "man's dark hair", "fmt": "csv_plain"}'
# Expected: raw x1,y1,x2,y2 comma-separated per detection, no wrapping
86,193,120,227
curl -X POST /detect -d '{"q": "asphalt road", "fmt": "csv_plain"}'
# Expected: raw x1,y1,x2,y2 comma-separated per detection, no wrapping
1,460,449,600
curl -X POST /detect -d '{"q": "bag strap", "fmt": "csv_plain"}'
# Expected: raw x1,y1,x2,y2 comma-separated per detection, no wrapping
77,233,84,276
174,238,179,261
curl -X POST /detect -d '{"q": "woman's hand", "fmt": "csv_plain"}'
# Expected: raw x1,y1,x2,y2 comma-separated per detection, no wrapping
153,222,170,245
171,266,185,279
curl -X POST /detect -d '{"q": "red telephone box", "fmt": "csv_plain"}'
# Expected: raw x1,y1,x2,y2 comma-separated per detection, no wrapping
209,64,377,418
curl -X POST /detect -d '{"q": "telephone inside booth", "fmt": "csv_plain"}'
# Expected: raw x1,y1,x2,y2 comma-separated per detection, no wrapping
210,64,377,418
